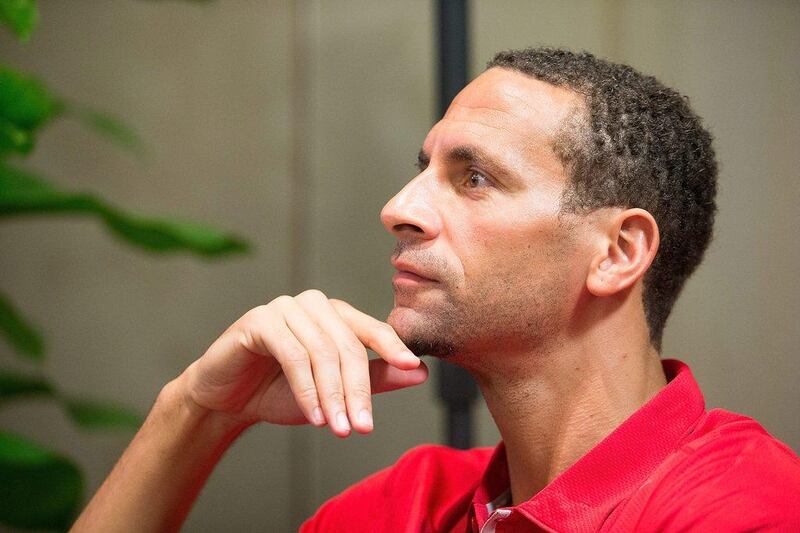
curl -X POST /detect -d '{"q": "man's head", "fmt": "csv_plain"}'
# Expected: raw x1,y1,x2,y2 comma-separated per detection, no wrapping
381,47,717,360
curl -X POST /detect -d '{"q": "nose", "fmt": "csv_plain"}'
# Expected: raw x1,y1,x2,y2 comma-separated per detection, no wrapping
380,173,442,241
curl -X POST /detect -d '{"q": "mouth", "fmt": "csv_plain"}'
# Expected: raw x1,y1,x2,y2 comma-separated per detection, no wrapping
390,257,438,285
392,270,435,285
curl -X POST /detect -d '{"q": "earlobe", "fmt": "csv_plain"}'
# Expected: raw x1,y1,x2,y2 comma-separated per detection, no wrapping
586,209,659,298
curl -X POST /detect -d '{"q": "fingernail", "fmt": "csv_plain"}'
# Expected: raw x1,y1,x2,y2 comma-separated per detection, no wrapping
403,350,418,359
311,406,325,426
359,409,373,429
336,411,351,433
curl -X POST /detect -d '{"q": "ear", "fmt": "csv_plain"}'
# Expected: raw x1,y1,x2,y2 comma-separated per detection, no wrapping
586,208,660,297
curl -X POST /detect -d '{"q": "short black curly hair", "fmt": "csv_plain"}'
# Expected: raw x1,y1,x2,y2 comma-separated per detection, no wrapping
487,47,718,351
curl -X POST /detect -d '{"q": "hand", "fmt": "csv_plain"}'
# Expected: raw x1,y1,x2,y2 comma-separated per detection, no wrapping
179,290,428,437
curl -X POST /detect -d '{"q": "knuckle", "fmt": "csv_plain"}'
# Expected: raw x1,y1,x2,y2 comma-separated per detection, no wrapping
271,295,294,308
238,325,270,354
309,335,338,360
243,304,270,322
325,390,346,404
237,327,256,351
295,386,319,403
348,383,372,400
281,344,310,365
313,348,339,364
328,298,347,310
237,310,279,350
341,337,367,358
296,288,326,301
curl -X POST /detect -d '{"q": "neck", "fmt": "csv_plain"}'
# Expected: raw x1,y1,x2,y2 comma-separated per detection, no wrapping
470,290,667,506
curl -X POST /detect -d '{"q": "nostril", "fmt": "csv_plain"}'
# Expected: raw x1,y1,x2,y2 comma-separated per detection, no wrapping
394,223,424,234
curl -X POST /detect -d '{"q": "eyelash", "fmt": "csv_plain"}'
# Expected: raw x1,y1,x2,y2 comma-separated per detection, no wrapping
415,161,493,191
464,170,492,190
414,159,494,195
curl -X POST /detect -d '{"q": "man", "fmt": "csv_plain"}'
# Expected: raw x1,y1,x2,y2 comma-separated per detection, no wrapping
72,48,799,532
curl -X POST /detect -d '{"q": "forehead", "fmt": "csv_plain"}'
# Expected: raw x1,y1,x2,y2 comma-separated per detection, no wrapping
424,67,582,182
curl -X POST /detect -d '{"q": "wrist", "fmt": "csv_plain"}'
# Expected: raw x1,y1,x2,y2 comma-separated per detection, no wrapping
159,370,253,438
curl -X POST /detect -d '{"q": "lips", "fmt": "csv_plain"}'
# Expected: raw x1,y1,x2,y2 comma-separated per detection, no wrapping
390,258,437,282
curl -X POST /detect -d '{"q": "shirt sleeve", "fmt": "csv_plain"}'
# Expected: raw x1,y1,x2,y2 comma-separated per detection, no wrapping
299,464,395,533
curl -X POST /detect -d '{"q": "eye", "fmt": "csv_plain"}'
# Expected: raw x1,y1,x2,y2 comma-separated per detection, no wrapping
466,170,492,189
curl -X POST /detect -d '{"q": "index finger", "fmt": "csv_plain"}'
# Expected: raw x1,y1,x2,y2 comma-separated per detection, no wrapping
329,299,420,370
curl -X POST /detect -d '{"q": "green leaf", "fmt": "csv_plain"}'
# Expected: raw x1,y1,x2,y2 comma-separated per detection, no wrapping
63,398,142,430
0,65,62,157
0,161,99,213
0,369,144,434
0,163,251,256
0,369,53,402
66,105,146,158
0,430,83,531
0,0,38,41
0,291,44,361
101,209,250,256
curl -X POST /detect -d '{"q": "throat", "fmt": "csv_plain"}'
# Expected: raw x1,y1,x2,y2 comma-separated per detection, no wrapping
476,347,667,506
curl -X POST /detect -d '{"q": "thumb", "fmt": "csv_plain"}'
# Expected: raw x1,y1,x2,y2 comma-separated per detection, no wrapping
369,358,429,394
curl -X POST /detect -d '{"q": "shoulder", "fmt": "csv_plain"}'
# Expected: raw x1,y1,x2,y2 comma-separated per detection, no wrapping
300,444,494,533
635,409,800,530
675,409,800,486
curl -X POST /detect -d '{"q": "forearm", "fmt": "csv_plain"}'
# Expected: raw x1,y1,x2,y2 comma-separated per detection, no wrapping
71,376,250,533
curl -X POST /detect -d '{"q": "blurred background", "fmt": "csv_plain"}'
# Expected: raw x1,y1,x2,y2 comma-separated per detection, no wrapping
0,0,797,531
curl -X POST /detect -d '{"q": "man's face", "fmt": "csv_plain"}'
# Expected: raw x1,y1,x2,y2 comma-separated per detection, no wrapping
381,68,590,363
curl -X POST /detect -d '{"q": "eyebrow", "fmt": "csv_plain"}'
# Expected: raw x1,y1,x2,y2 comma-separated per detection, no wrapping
417,145,515,181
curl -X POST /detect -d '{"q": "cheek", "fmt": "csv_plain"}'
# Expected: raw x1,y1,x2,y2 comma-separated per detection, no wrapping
458,214,580,303
468,216,556,269
446,187,572,292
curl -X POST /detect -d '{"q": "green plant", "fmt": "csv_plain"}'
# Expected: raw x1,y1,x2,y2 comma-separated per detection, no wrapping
0,1,249,529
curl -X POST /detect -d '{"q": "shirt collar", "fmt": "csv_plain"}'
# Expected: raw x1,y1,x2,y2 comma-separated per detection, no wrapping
471,359,706,531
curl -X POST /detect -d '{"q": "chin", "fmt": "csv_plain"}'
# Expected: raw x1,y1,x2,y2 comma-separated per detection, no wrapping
387,306,458,359
386,306,419,341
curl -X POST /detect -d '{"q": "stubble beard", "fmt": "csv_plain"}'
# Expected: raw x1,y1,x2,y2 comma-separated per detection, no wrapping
388,275,563,365
387,238,571,366
388,294,462,359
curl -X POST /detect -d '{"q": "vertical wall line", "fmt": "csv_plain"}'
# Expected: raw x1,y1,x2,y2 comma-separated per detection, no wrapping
288,0,320,528
289,0,312,292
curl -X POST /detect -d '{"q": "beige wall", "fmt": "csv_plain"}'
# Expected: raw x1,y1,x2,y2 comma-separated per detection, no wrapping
0,1,797,531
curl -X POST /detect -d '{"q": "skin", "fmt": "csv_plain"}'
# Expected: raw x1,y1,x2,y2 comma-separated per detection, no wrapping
383,68,667,503
72,67,668,531
383,67,588,363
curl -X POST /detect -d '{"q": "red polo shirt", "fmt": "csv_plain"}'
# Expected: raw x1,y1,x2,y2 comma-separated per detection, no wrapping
301,359,800,532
